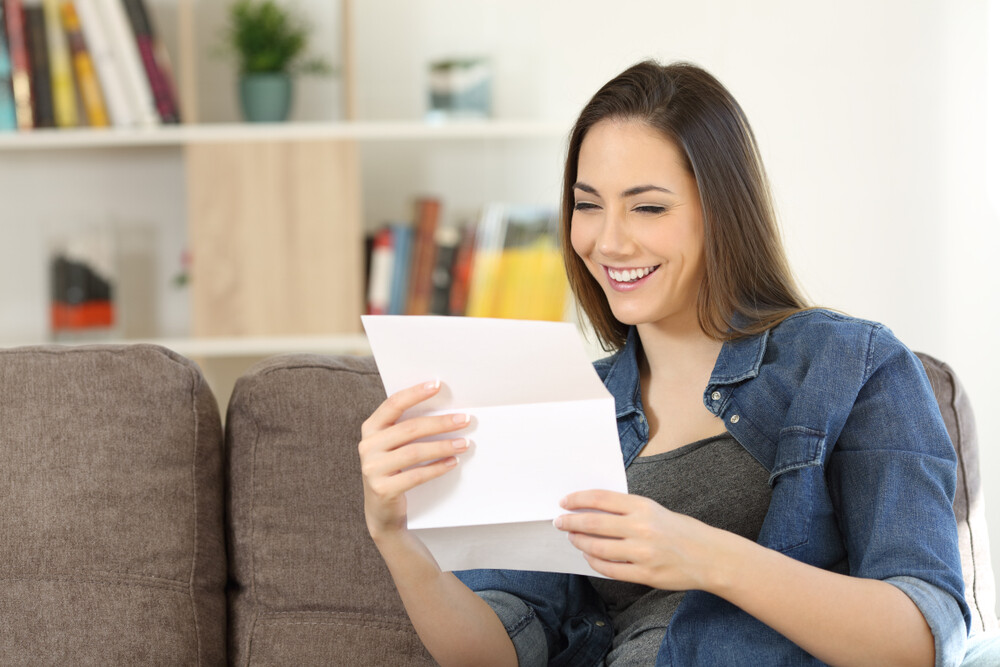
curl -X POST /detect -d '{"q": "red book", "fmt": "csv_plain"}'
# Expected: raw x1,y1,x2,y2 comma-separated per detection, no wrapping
121,0,177,123
448,223,477,316
366,227,394,315
3,0,32,129
405,197,442,316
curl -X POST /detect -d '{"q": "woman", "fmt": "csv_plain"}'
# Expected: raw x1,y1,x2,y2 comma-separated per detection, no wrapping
358,61,969,666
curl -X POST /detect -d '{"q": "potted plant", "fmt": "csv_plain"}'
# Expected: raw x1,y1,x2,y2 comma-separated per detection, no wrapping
219,0,332,122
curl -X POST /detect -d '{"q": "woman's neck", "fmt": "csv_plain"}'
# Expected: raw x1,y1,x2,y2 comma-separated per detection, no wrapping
636,319,724,386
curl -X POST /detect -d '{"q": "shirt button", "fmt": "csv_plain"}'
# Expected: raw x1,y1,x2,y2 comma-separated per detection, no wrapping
595,621,606,627
711,391,721,401
730,414,740,424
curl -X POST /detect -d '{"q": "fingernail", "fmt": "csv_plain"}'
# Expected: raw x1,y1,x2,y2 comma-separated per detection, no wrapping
452,438,467,450
424,379,440,391
559,497,568,508
553,516,563,529
444,457,458,468
452,413,470,425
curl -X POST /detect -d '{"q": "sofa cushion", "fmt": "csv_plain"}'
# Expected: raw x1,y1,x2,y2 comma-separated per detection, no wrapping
225,354,434,666
0,344,226,665
917,352,998,634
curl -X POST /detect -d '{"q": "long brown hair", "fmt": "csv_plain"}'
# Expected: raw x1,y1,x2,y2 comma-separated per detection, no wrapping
561,61,808,350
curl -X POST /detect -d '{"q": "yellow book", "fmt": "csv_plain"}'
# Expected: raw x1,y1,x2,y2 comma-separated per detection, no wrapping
466,205,567,321
466,248,503,318
494,239,568,321
43,0,78,127
60,1,108,127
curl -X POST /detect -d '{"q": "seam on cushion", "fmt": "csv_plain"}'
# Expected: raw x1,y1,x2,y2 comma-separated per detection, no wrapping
253,361,380,380
258,620,419,633
947,360,983,630
0,344,199,375
259,610,414,624
186,363,203,665
0,568,188,584
0,574,190,594
245,377,264,666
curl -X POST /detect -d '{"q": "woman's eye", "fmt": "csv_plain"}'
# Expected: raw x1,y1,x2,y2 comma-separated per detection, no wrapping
574,202,600,212
634,205,667,215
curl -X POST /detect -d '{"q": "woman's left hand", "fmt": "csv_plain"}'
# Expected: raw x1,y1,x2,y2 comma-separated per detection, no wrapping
554,490,724,591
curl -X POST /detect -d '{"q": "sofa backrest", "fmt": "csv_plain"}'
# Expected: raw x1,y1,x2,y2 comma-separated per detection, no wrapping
0,345,227,665
225,354,435,666
916,353,998,634
225,351,997,663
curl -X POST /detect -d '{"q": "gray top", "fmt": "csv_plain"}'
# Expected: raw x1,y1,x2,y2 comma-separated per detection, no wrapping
588,432,772,666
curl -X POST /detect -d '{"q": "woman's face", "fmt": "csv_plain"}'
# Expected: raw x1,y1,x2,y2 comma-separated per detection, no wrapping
570,119,706,331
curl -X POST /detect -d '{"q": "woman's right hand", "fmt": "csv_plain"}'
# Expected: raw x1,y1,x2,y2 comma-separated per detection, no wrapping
358,380,471,543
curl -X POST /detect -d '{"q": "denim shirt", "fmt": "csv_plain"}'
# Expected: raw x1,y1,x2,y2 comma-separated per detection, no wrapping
456,309,970,666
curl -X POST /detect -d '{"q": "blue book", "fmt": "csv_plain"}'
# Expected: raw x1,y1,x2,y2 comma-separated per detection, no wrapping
0,4,18,131
388,224,413,315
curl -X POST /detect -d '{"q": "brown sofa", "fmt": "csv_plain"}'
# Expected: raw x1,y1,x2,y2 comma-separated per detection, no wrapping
0,344,995,665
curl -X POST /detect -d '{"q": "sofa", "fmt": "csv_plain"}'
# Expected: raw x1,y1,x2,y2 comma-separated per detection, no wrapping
0,343,995,665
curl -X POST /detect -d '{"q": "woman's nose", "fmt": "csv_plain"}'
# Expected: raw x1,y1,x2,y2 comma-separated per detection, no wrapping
597,211,635,257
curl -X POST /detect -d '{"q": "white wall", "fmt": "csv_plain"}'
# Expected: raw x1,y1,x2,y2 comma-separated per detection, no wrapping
351,0,1000,614
1,0,995,615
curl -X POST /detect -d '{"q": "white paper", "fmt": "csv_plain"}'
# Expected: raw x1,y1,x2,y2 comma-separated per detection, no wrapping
362,316,628,577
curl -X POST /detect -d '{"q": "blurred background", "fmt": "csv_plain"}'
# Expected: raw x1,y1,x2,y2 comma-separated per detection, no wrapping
1,0,997,614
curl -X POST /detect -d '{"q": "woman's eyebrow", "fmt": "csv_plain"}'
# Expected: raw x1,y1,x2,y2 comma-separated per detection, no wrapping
573,182,675,197
621,184,675,197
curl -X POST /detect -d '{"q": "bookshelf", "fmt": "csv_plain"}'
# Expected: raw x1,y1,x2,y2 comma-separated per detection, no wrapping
0,119,567,148
0,0,570,359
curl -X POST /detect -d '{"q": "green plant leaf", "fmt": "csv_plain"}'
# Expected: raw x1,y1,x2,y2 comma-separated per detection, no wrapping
218,0,334,76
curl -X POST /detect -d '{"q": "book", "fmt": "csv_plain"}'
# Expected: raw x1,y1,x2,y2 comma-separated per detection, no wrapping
466,204,567,321
74,0,131,126
60,0,108,126
387,223,413,315
93,0,155,126
405,197,442,316
0,1,19,129
4,0,33,129
448,222,477,316
121,0,176,123
428,225,460,316
365,226,394,316
23,4,53,127
42,0,75,126
465,204,506,318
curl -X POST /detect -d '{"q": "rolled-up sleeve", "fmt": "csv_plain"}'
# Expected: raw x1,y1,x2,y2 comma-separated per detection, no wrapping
476,590,549,667
454,568,612,665
888,576,967,667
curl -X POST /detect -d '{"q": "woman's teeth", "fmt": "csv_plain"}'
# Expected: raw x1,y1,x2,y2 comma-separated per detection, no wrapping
609,266,655,283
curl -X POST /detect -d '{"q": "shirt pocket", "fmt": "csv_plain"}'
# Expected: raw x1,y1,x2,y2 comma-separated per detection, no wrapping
757,426,827,553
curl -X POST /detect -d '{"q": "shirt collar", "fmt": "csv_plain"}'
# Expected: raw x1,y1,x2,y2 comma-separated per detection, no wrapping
602,327,644,419
709,326,770,386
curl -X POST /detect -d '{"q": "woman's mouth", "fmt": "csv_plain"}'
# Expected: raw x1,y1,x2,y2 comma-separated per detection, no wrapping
604,265,659,291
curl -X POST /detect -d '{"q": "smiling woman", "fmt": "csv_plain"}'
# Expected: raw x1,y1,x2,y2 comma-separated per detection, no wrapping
561,62,807,352
357,60,982,667
570,120,707,332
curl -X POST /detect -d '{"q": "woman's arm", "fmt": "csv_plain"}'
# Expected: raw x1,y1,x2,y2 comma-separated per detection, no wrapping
556,490,934,667
359,381,517,667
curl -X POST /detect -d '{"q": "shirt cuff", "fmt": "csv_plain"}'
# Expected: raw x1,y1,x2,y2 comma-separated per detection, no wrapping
477,589,548,667
887,575,968,667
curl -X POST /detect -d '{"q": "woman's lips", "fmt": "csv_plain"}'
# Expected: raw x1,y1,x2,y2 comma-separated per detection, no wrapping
603,265,659,292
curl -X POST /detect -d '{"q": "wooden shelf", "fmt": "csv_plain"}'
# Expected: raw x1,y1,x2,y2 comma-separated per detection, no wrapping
1,334,372,358
0,120,570,150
